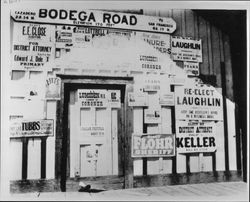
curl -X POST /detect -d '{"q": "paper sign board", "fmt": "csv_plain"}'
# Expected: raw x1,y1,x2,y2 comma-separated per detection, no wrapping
175,85,223,121
176,121,216,153
11,8,176,34
144,109,161,124
13,22,53,42
132,134,175,157
80,126,105,136
108,90,121,108
171,36,202,62
10,119,54,138
128,92,148,107
184,61,199,76
159,92,175,106
45,77,61,100
78,89,107,108
12,41,53,71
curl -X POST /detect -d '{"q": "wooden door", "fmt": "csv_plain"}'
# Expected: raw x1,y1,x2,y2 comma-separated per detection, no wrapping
69,88,120,177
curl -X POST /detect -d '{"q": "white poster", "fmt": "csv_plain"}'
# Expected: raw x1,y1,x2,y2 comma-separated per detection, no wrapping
175,85,223,121
128,92,148,107
136,32,171,55
78,89,108,108
184,61,200,76
108,90,121,108
144,109,161,124
171,36,202,62
11,8,176,34
176,121,216,153
12,41,53,71
80,126,105,136
45,77,61,100
159,92,175,106
13,22,53,42
9,119,54,138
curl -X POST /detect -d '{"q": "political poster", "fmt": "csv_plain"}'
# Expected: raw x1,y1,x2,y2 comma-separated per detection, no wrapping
128,92,148,107
78,89,108,108
45,77,61,100
9,119,54,138
132,134,175,157
136,32,171,55
176,121,216,153
13,22,53,42
144,109,161,124
175,85,223,121
108,90,121,108
183,61,200,76
171,36,202,62
12,41,53,71
159,92,175,106
80,126,105,136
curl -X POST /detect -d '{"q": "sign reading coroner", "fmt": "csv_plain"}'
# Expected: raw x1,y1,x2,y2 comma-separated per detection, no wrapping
10,119,54,138
11,8,176,34
132,134,175,157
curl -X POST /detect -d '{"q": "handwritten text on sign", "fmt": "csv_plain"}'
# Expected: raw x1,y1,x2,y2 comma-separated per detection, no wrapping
132,134,175,157
12,8,176,34
176,121,216,153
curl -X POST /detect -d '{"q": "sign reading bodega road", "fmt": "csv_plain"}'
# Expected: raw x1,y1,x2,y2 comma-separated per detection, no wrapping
132,134,175,157
11,8,176,33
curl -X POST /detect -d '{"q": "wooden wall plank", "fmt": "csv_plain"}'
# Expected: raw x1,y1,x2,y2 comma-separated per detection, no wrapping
198,15,209,75
133,108,143,176
227,99,237,171
172,9,183,36
206,22,214,75
184,10,195,38
27,138,41,179
211,25,222,87
46,101,56,179
9,139,23,180
223,35,234,101
124,84,134,188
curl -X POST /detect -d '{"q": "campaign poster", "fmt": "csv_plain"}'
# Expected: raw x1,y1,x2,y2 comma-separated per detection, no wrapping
78,89,108,108
176,121,216,153
132,134,175,157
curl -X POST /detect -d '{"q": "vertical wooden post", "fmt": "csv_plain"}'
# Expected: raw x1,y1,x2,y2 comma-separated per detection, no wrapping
41,136,47,179
124,84,134,189
234,104,242,171
221,62,229,171
142,106,147,176
22,137,28,180
170,85,176,174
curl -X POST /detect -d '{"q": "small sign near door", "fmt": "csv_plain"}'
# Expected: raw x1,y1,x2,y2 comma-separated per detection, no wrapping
80,126,105,136
78,89,108,108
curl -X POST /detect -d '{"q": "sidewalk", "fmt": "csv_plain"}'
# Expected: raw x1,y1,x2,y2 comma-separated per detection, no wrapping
5,181,249,201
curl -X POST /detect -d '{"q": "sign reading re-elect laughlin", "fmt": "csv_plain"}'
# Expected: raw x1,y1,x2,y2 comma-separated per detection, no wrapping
11,8,176,34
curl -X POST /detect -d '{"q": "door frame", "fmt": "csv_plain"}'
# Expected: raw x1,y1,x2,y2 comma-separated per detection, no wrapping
55,74,134,192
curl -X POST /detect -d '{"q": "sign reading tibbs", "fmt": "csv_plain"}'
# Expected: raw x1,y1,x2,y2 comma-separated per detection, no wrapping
11,8,176,34
9,119,54,138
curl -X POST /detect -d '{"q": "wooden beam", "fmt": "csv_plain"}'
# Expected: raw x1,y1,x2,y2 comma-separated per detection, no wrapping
220,62,229,171
22,137,28,180
41,137,47,179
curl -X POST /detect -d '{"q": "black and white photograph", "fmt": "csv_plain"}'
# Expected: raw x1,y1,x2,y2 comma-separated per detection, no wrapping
1,0,249,201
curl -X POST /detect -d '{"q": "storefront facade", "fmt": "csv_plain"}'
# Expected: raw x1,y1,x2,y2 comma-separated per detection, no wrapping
1,1,246,193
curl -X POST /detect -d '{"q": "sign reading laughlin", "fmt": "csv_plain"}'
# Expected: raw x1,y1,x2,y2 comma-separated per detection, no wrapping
11,8,176,33
132,134,175,157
